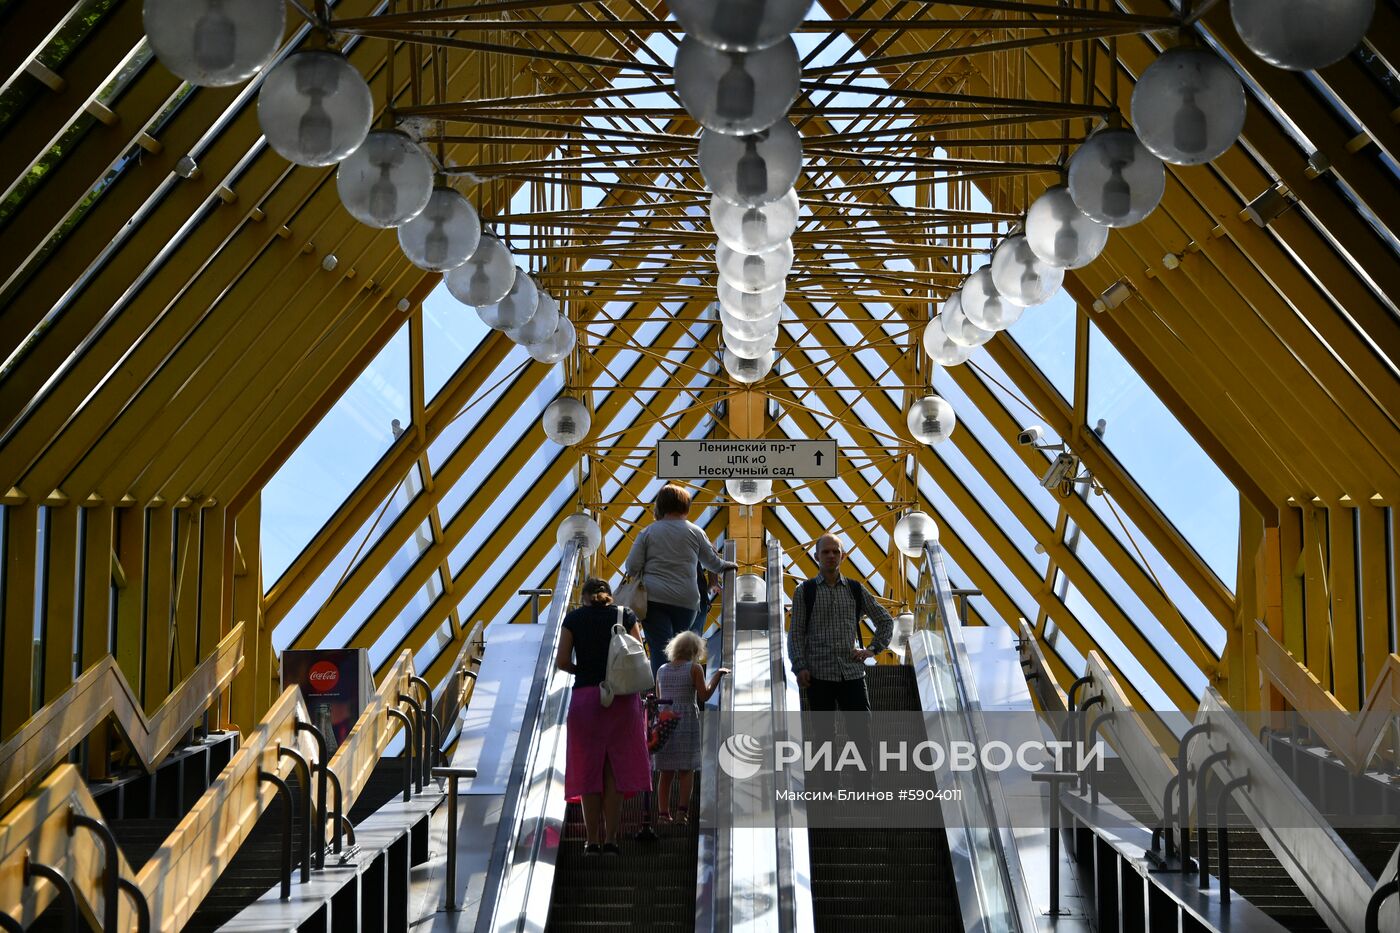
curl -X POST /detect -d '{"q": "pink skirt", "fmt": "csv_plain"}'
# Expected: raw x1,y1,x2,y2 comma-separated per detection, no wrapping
564,686,652,800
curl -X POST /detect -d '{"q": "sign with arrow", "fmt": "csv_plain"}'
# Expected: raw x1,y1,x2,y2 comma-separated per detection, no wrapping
657,439,838,480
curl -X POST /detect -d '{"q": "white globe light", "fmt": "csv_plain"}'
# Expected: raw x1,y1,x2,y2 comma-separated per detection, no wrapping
717,239,793,292
907,395,956,446
1067,128,1165,228
1231,0,1374,71
556,512,602,554
940,292,995,348
893,511,938,559
510,290,558,345
719,300,781,340
735,573,767,603
922,317,973,367
1023,184,1109,269
726,477,772,505
527,314,576,364
1131,48,1246,166
144,0,285,87
699,121,803,208
674,36,801,136
895,612,916,639
669,0,814,51
257,51,373,167
712,188,800,254
477,268,536,333
724,324,780,359
543,397,591,446
718,276,785,319
336,130,434,228
724,347,775,383
990,234,1064,307
445,233,514,307
397,187,481,272
960,267,1023,331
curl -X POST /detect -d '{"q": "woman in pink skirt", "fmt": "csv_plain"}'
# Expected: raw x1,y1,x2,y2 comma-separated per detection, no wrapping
555,577,652,855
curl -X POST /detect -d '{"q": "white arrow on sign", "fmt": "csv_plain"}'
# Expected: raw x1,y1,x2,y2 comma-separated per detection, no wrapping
657,440,838,480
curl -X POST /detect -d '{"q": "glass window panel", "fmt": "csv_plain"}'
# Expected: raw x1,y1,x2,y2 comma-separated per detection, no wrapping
1086,326,1238,590
1007,291,1076,403
262,321,411,589
314,512,435,650
422,284,491,405
428,343,532,474
369,569,444,670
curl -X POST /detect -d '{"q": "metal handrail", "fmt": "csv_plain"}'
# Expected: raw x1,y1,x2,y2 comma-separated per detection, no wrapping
917,541,1038,932
697,540,738,933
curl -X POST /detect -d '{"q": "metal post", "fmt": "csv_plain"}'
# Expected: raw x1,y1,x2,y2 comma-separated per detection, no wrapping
68,809,119,932
386,707,416,801
258,770,295,900
294,721,329,870
1151,772,1183,861
410,674,437,782
1176,724,1212,871
1084,710,1115,807
949,588,980,625
1066,675,1094,712
432,766,479,912
0,912,23,933
24,856,78,933
338,814,356,846
519,588,553,623
1193,750,1230,888
320,763,345,854
277,745,313,883
117,877,151,933
1031,771,1079,916
1365,869,1399,933
398,694,426,793
1216,774,1250,900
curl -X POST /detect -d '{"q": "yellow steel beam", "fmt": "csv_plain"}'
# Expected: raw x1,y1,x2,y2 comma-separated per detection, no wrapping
2,502,39,739
41,505,79,705
1357,503,1392,690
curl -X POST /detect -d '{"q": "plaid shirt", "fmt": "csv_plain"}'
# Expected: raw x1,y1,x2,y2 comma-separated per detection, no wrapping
788,575,894,681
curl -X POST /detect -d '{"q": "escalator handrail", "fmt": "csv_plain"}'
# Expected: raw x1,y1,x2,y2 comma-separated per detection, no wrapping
473,539,584,932
919,542,1039,932
705,541,739,933
767,537,812,933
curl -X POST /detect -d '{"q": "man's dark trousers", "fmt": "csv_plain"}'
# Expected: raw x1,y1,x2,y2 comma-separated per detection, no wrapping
805,677,873,793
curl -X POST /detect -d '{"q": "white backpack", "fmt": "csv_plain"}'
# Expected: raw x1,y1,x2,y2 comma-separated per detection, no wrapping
599,607,653,707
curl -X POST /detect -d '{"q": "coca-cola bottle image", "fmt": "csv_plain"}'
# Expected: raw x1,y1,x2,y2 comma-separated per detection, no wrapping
315,702,336,753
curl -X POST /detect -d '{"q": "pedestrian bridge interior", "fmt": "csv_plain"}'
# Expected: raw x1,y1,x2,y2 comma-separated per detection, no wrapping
0,1,1397,931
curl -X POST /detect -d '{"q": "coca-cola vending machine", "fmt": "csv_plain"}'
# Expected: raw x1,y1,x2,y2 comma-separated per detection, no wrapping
281,648,371,753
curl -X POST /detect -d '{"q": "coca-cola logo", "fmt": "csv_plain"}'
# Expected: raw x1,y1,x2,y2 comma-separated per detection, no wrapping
308,660,340,693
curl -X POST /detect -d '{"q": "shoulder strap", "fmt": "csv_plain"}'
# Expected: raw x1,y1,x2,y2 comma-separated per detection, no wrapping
615,606,625,630
801,578,817,619
847,578,863,616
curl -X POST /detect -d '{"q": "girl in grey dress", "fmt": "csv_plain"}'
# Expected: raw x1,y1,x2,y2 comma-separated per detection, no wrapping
654,631,728,824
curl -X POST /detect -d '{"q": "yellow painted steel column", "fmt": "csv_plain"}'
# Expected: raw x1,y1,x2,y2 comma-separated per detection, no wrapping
1280,508,1306,661
1327,506,1360,709
172,508,201,685
142,505,174,710
1301,505,1332,690
231,498,264,735
2,502,39,740
1263,523,1287,714
42,504,80,705
81,504,114,778
729,389,766,568
1226,498,1264,710
114,505,146,691
1357,503,1391,690
198,506,226,665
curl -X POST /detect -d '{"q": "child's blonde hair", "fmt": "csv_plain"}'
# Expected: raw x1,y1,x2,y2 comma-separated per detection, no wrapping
665,630,706,664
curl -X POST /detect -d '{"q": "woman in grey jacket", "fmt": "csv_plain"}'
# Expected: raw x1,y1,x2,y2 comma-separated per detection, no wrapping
624,484,737,677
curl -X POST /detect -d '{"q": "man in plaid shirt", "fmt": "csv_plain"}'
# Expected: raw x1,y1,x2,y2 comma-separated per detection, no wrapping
789,532,894,713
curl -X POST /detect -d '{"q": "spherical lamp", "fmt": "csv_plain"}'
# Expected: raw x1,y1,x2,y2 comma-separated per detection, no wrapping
699,121,803,208
669,0,813,52
960,267,1023,331
144,0,285,87
717,239,793,292
712,188,800,254
726,477,772,505
1023,184,1109,269
893,511,938,559
735,573,767,603
481,269,537,334
724,347,775,383
674,35,801,136
543,397,591,446
718,276,785,319
445,232,515,307
990,234,1065,307
895,611,916,640
1067,128,1165,228
922,317,973,367
1131,48,1245,165
510,290,558,345
336,130,434,228
724,325,780,359
556,512,602,555
906,395,956,446
257,51,373,167
1231,0,1373,71
940,292,995,348
397,187,481,272
527,314,576,364
719,300,781,340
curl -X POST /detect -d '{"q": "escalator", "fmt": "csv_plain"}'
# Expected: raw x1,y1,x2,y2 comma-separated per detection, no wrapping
804,665,962,932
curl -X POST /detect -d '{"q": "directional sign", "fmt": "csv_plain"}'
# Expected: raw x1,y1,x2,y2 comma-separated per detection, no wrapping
657,440,838,480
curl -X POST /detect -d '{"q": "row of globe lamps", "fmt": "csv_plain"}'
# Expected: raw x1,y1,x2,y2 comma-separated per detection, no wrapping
145,1,1375,558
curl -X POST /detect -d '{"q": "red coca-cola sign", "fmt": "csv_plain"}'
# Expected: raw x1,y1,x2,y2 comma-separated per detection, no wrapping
308,660,340,693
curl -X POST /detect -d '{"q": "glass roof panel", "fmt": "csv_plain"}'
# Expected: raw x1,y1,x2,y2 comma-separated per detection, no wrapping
422,284,492,405
262,320,411,589
1006,291,1077,404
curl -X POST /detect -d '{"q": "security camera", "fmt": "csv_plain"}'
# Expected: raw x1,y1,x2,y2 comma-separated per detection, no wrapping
1017,425,1044,447
1040,452,1079,489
